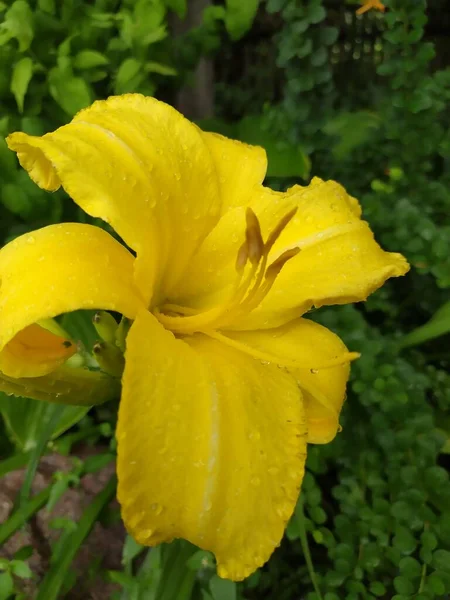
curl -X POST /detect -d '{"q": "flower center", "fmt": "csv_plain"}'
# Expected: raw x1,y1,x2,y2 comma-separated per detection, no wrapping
154,208,299,335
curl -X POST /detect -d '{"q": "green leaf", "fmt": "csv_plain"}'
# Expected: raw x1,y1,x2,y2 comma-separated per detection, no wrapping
394,576,415,595
324,110,381,159
10,560,32,579
209,575,237,600
237,116,311,179
122,535,145,566
0,1,34,51
399,556,422,578
48,69,92,116
400,301,450,348
186,550,214,571
369,582,386,597
0,452,30,479
307,4,326,24
1,182,34,218
0,486,51,547
225,0,260,40
426,572,446,595
114,58,144,94
393,526,417,554
432,549,450,573
73,50,109,69
0,394,90,451
35,476,116,600
0,572,14,599
145,61,177,76
11,57,33,112
38,0,55,13
199,114,311,178
60,310,98,351
164,0,186,18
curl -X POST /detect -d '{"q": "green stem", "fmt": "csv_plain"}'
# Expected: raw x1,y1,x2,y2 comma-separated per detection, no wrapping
418,562,427,593
295,496,324,600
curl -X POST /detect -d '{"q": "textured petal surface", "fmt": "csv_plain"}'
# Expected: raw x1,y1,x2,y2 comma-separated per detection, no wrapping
0,223,144,377
0,324,76,379
174,178,409,329
7,94,222,303
201,132,267,211
224,318,351,444
117,310,307,581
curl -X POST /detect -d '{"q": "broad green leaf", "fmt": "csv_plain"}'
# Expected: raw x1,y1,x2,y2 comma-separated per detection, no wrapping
225,0,260,40
48,68,92,116
1,182,34,218
400,301,450,348
164,0,187,18
432,549,450,573
11,57,33,112
0,394,90,451
38,0,55,13
0,0,34,51
0,139,18,178
209,575,237,600
73,49,109,69
10,560,32,579
145,61,177,76
0,572,14,599
115,58,144,94
324,110,382,159
199,116,310,179
237,116,311,179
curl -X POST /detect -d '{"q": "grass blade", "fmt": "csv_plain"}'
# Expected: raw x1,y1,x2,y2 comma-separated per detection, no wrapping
0,486,51,546
35,474,116,600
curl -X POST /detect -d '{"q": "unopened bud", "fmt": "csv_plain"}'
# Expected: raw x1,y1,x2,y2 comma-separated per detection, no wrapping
93,341,125,378
93,311,118,344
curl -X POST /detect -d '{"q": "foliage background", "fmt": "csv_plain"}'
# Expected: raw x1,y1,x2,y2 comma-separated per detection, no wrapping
0,0,449,599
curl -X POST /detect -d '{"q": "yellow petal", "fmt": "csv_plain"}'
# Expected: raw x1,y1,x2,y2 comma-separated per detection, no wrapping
7,95,222,303
0,324,76,379
201,132,267,211
174,178,409,329
117,310,307,581
222,318,351,444
0,223,144,377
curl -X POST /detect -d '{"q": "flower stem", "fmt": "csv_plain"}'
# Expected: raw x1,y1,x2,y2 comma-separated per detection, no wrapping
295,496,324,600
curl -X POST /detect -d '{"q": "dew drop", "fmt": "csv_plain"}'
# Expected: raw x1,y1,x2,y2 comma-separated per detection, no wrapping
251,476,261,486
140,528,154,539
150,503,163,515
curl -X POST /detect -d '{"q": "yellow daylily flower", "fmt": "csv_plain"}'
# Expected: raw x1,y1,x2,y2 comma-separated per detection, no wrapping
4,94,409,580
356,0,386,15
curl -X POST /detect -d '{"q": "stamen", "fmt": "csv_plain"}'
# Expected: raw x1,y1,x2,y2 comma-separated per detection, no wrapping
155,208,303,334
245,208,264,265
236,240,249,273
265,207,298,254
265,248,301,281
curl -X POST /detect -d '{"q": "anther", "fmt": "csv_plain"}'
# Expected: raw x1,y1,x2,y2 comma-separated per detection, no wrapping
265,207,298,254
245,208,264,265
235,240,249,273
266,247,301,281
